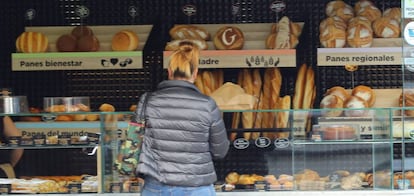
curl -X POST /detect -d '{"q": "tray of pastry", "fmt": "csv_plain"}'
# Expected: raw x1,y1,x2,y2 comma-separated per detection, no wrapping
163,16,304,69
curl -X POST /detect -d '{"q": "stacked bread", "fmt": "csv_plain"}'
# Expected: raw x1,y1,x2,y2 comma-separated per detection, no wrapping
266,16,302,49
165,25,210,50
320,85,376,117
194,70,224,96
229,68,293,140
56,26,100,52
320,0,400,48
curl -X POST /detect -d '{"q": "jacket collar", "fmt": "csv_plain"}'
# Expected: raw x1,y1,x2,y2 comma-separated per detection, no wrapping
157,80,201,93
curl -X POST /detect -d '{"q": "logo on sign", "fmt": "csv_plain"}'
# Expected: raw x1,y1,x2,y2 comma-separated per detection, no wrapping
182,4,197,16
246,56,280,67
233,138,250,149
255,137,271,148
25,9,36,20
75,5,90,18
101,58,133,67
274,138,290,148
270,1,286,13
128,6,138,17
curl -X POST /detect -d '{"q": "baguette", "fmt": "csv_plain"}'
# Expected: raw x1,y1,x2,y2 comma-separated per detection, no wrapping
261,68,274,138
214,69,224,90
251,69,263,140
202,71,215,96
293,64,307,109
276,95,291,138
241,69,254,140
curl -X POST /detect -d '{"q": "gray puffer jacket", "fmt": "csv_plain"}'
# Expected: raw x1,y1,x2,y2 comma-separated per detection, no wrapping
135,80,230,187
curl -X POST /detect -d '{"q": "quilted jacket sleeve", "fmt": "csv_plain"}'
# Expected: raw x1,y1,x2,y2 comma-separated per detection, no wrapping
208,98,230,160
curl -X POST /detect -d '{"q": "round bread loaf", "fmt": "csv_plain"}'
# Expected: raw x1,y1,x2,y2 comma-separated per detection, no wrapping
324,86,350,101
77,35,100,52
372,17,400,38
111,30,139,51
354,0,375,14
71,26,94,39
319,24,347,48
213,26,244,50
356,4,381,22
319,16,347,32
325,0,347,17
383,7,401,23
347,23,373,48
352,85,375,107
169,25,210,41
16,31,49,53
348,16,372,29
327,4,354,22
343,95,369,117
320,94,344,117
56,34,77,52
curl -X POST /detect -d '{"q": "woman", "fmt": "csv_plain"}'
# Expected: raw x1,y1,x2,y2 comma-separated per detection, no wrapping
134,41,230,196
0,116,24,178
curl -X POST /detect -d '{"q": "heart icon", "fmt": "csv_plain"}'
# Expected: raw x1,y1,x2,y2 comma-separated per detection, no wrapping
110,58,119,65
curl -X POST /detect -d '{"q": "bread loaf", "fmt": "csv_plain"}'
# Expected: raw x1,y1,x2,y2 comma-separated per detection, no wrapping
71,26,94,39
16,32,49,53
261,69,274,138
77,35,100,52
327,4,354,22
319,23,347,48
356,4,381,22
399,90,414,116
372,17,400,38
324,86,350,102
213,26,244,50
241,69,254,140
165,39,208,51
276,95,291,138
344,95,369,117
111,30,139,51
347,23,373,48
202,71,215,96
56,34,77,52
320,94,344,117
383,7,401,23
352,85,375,107
354,0,375,14
169,25,210,41
325,0,347,17
251,69,263,140
293,64,307,109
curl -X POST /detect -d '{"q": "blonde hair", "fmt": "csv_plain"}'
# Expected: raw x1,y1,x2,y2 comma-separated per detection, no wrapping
168,41,199,79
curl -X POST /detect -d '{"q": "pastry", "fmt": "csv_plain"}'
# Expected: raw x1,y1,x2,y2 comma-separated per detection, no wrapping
56,34,77,52
347,22,373,48
319,22,347,48
352,85,375,107
77,35,100,52
324,86,350,102
169,25,210,41
16,31,49,53
111,30,139,51
86,114,99,121
320,94,344,117
372,17,400,38
71,26,94,39
343,95,369,117
213,26,244,50
165,39,208,51
99,103,116,112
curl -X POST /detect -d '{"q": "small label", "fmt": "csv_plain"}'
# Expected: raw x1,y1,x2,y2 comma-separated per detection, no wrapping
182,4,196,16
274,138,290,149
0,184,11,194
254,181,267,191
233,138,250,149
255,137,271,148
270,1,286,13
